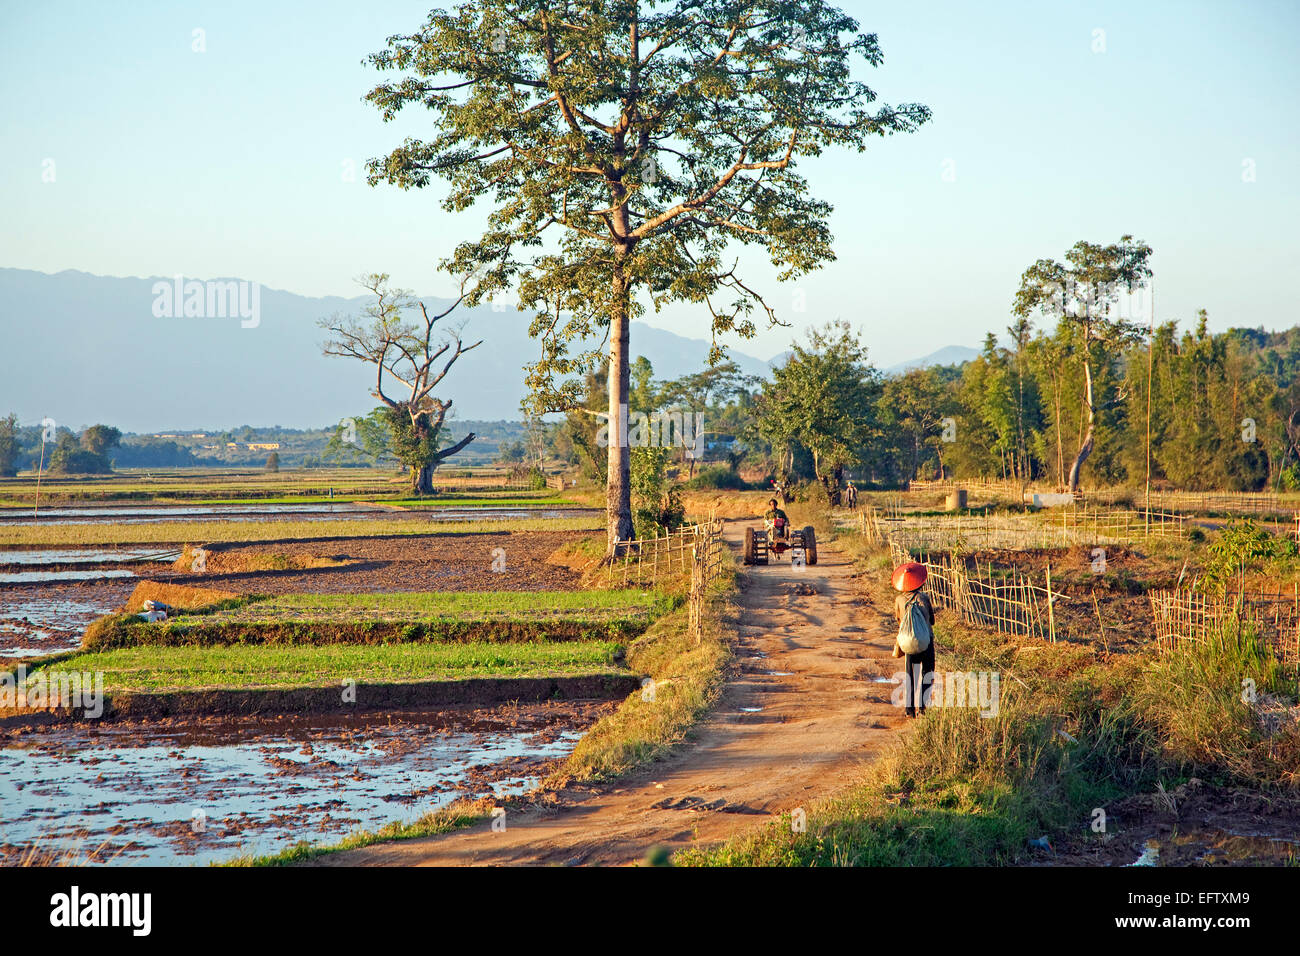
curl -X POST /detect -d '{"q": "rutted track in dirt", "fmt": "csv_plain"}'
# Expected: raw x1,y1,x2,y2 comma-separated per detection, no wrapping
314,519,907,866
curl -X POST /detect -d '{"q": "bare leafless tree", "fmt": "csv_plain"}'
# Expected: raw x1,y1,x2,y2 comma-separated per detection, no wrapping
321,273,483,494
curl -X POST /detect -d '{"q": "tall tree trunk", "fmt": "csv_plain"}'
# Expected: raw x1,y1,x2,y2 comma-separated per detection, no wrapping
1068,349,1095,492
1053,372,1064,490
605,263,634,554
413,463,433,495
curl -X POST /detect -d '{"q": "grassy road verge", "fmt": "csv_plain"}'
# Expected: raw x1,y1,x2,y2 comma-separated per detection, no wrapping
679,532,1299,866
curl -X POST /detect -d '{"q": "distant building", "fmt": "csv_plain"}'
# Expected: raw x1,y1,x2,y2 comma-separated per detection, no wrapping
245,443,281,451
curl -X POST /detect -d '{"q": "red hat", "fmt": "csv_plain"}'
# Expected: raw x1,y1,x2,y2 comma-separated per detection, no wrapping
892,561,927,592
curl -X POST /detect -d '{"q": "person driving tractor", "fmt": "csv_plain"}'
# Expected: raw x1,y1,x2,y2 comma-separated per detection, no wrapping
763,498,790,539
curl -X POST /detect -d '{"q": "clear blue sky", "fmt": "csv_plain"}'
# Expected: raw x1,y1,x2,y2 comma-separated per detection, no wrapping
2,0,1296,368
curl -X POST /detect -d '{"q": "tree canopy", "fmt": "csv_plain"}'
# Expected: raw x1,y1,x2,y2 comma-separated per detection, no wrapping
364,0,929,548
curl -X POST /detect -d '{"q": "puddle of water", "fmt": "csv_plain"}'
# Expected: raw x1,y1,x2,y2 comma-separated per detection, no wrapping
1173,828,1300,865
1127,841,1160,866
871,676,901,684
738,707,764,713
0,504,370,520
765,671,794,676
0,570,136,584
0,712,589,866
0,506,592,527
0,549,181,567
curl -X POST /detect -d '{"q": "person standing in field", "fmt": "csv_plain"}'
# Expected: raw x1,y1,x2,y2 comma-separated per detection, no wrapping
892,561,936,718
845,480,858,510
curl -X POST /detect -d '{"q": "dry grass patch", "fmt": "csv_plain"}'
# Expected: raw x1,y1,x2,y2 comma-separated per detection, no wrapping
123,580,240,613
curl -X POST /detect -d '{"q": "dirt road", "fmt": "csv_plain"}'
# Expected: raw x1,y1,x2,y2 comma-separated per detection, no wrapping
315,519,906,866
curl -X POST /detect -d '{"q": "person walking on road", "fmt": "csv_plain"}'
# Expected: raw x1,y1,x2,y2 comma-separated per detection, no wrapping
892,561,936,718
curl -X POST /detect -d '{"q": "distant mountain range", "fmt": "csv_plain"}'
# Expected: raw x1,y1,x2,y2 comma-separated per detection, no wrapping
0,268,773,431
883,345,980,375
767,344,979,375
0,267,979,431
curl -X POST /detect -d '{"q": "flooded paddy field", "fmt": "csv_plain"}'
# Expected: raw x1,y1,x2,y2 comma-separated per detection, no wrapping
0,700,613,866
0,581,134,659
0,503,596,526
0,547,183,592
0,547,183,566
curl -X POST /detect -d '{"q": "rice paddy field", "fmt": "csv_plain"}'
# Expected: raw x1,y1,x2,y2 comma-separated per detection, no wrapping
0,467,681,865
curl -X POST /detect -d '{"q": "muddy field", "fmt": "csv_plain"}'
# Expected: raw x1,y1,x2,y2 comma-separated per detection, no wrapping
956,545,1176,651
0,700,614,866
0,531,592,662
1041,780,1300,866
1,531,588,597
162,531,590,594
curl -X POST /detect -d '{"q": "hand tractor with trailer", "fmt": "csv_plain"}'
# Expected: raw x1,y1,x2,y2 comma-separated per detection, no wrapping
742,516,817,566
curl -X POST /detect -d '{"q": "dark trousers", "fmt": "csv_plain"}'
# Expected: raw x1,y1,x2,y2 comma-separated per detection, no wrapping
902,642,936,713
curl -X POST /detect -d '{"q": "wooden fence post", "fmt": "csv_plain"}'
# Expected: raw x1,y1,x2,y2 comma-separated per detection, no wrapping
1045,560,1056,642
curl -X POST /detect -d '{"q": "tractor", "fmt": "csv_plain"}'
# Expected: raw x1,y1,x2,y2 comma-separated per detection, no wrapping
742,515,817,566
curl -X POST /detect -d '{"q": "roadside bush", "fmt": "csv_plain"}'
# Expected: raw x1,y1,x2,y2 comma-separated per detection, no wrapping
686,465,746,491
1204,519,1276,599
631,447,685,538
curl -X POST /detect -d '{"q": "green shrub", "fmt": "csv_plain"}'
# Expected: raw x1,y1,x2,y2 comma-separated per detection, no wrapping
686,466,746,491
631,447,685,537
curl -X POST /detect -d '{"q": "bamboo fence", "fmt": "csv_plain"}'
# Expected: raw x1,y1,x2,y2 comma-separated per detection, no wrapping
882,507,1185,554
688,518,728,642
604,524,707,588
907,477,1025,498
888,538,1053,639
856,504,901,547
599,519,727,641
1089,489,1300,517
1150,585,1300,669
874,508,1299,672
907,481,1300,518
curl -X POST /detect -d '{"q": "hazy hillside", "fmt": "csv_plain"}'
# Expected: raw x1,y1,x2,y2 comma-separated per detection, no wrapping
0,268,773,431
883,345,980,375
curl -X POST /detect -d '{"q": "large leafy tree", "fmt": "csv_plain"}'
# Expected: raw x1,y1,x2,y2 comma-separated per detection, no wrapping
877,366,954,484
80,425,122,457
49,425,119,475
753,321,879,499
1013,235,1152,491
364,0,929,551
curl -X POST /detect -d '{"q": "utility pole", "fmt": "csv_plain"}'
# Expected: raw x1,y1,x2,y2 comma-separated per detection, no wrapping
33,419,49,520
1145,283,1155,534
